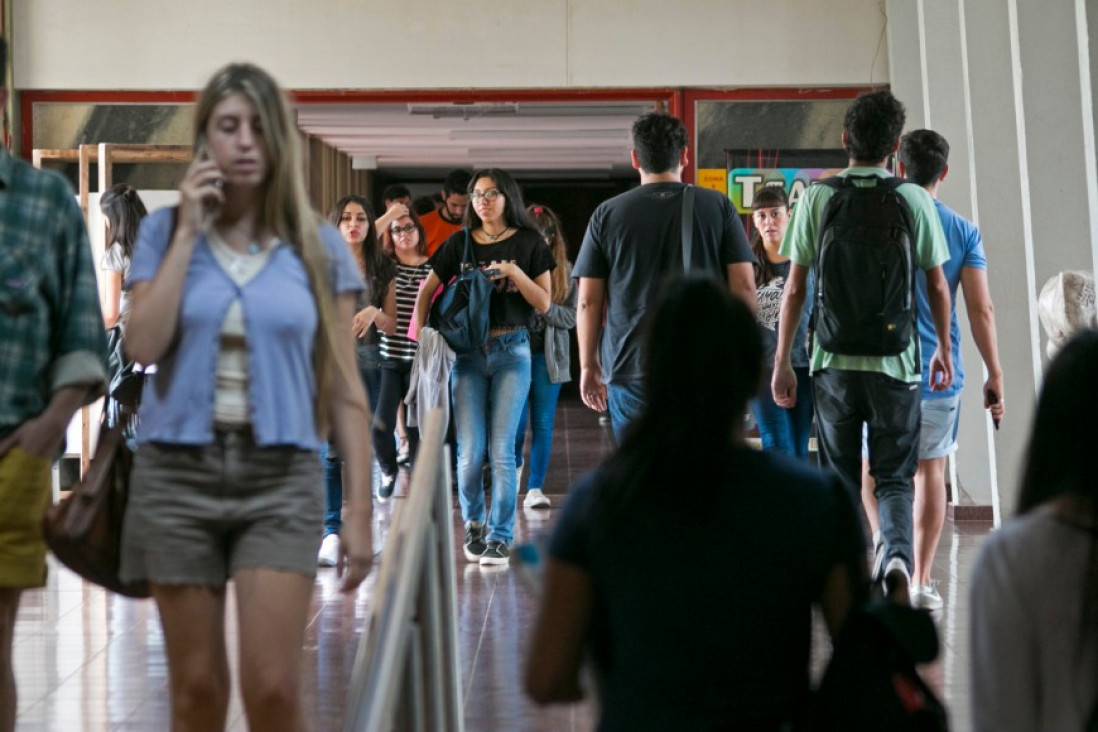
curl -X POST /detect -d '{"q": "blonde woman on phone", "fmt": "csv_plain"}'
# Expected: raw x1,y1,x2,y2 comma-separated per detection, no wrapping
120,63,374,730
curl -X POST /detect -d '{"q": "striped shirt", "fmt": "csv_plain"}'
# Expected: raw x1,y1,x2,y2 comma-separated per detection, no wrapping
379,261,430,362
0,148,108,428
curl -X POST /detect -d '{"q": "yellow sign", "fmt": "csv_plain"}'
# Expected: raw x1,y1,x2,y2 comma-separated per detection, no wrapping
696,168,727,194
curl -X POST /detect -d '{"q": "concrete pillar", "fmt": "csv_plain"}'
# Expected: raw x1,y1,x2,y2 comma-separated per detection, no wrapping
958,0,1044,522
886,0,927,128
918,0,1001,515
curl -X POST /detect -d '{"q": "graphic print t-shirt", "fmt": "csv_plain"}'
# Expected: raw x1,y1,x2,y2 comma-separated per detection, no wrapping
428,228,555,329
755,259,812,369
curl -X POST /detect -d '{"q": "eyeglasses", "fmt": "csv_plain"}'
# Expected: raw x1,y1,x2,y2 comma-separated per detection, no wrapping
470,189,503,203
390,223,417,236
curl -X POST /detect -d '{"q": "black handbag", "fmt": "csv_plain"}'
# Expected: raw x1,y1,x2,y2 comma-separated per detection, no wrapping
429,228,493,354
42,420,150,598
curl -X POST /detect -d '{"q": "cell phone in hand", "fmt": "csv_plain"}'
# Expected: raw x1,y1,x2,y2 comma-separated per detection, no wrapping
986,389,1001,431
483,268,501,277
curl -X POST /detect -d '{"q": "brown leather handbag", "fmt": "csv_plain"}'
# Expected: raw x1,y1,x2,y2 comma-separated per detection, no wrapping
42,421,150,598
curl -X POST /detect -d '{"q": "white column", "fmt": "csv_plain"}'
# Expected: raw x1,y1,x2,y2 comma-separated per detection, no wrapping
886,0,928,129
957,0,1043,522
918,0,1001,514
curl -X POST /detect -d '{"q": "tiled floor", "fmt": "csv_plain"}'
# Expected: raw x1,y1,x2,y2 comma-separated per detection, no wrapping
12,392,991,731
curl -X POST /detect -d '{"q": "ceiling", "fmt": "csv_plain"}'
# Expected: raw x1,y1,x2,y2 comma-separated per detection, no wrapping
294,100,656,178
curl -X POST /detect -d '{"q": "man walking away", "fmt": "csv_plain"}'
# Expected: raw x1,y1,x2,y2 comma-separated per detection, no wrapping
574,112,755,443
862,129,1005,610
772,91,954,605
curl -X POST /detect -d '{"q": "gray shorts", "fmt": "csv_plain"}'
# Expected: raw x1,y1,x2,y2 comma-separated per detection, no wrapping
919,394,961,460
120,429,323,586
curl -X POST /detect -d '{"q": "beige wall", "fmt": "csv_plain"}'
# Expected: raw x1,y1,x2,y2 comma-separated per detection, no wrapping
13,0,889,90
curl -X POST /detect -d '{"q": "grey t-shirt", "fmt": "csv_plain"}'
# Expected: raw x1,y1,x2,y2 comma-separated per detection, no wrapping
573,182,753,384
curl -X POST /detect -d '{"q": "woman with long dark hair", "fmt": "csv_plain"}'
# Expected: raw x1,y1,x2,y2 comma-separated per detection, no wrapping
373,208,431,500
99,183,148,329
120,63,374,730
414,168,554,566
751,185,813,457
514,203,575,509
525,276,864,730
318,194,395,566
970,329,1098,731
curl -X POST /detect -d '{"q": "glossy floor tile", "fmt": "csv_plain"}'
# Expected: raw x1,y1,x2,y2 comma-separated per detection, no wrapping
13,393,989,731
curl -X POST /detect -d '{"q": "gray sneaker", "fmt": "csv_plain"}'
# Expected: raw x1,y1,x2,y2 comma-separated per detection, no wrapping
463,521,487,562
479,541,510,566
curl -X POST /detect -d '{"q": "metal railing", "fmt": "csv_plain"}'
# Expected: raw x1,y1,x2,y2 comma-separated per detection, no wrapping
343,409,464,732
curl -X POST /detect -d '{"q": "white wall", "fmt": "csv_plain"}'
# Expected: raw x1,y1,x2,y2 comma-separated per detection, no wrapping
13,0,889,90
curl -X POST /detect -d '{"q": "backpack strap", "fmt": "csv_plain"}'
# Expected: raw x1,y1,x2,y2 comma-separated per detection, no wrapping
681,184,695,272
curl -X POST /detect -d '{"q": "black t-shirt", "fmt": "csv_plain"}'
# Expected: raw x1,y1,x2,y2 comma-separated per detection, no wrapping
550,449,864,730
428,227,556,329
572,182,754,383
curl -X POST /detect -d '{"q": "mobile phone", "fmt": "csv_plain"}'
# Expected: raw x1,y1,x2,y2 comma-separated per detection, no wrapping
483,268,501,277
985,389,1001,431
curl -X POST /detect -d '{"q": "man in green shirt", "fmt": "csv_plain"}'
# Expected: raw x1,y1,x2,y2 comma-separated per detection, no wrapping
771,91,953,605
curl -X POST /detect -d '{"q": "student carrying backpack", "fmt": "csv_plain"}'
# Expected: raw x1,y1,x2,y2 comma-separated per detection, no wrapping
813,175,917,357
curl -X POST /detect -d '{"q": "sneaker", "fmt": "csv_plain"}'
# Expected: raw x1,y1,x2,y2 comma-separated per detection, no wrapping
870,530,884,582
524,488,550,509
463,521,487,562
911,580,943,610
396,437,410,466
479,541,511,566
882,557,911,606
317,533,340,568
376,472,397,503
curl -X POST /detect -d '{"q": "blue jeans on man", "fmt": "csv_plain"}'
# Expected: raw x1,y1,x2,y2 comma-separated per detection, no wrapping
606,380,645,445
452,331,532,546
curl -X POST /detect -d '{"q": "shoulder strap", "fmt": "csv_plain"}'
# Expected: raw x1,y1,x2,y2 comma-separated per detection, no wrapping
681,184,695,272
461,227,474,270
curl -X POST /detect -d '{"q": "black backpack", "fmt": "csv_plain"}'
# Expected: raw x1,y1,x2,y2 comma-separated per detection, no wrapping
812,175,917,357
809,601,949,731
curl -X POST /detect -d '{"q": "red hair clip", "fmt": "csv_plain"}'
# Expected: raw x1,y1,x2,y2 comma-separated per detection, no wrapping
532,206,544,214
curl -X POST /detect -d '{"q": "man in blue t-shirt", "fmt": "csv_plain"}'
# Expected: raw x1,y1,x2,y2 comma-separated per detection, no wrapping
861,129,1005,610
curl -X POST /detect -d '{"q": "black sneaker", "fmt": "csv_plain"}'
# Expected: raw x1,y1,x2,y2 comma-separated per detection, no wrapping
377,472,397,503
463,521,487,562
479,541,510,566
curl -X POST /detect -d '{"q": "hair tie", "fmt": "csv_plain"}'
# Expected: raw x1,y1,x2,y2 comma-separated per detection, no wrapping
532,206,544,214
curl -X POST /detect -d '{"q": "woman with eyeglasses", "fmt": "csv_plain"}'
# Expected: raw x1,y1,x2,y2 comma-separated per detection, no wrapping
514,203,576,509
318,195,396,566
372,210,431,500
414,169,555,566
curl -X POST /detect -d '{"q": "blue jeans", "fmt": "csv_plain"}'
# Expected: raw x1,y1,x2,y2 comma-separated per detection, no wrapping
322,357,381,537
752,366,814,459
452,330,532,545
607,380,645,445
514,353,563,489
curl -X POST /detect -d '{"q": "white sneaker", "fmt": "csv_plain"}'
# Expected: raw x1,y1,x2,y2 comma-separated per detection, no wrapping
524,488,550,509
882,557,911,605
911,580,943,610
317,534,340,567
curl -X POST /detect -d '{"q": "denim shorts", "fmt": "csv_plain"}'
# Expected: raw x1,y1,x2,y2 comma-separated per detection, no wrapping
919,394,961,460
120,429,323,586
0,447,53,588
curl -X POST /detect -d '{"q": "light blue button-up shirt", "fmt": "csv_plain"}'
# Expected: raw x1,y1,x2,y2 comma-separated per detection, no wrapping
127,207,363,450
